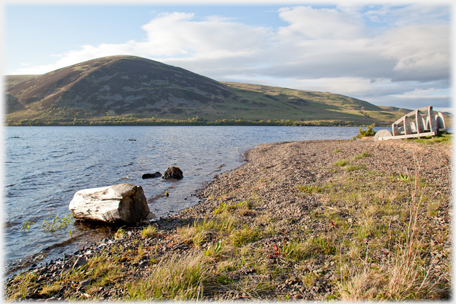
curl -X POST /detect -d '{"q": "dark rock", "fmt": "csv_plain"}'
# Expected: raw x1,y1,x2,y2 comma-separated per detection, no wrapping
73,256,87,269
29,292,45,299
162,166,183,179
80,278,93,288
142,172,161,179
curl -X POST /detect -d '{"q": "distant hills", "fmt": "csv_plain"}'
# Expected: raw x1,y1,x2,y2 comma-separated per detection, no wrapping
4,55,434,126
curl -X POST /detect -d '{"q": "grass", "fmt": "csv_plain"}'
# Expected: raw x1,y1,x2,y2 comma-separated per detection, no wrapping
296,184,331,194
345,164,367,172
337,187,446,300
406,133,451,146
127,252,207,300
8,272,38,300
332,171,449,300
141,224,157,238
114,226,126,239
230,225,261,247
352,151,370,160
20,213,74,233
42,214,73,232
296,158,449,300
334,159,349,166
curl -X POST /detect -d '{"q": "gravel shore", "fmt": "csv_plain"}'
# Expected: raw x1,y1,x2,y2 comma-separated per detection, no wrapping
5,138,452,301
187,138,451,221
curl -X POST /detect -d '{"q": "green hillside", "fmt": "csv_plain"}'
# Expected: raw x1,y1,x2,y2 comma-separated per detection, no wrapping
4,55,418,126
220,82,405,126
4,75,39,87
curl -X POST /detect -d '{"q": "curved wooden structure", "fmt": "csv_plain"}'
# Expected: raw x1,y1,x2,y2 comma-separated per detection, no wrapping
375,106,447,141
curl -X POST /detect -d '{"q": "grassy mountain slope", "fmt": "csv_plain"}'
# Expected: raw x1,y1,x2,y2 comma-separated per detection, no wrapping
4,75,39,87
221,82,405,125
6,55,237,122
4,55,423,126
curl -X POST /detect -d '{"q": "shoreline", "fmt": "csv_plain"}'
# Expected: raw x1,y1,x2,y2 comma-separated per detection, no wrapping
5,137,452,300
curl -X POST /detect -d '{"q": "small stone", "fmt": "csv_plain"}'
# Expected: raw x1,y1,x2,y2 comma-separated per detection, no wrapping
138,260,149,268
73,256,87,269
80,278,93,288
45,297,57,302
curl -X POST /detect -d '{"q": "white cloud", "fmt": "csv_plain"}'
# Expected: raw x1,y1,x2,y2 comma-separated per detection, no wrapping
15,43,138,74
374,24,450,82
139,12,271,56
277,6,368,40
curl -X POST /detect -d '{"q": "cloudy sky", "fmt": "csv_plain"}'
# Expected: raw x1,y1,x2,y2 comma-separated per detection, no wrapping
3,1,453,112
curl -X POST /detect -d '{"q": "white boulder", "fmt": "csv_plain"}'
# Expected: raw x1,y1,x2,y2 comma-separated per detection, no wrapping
69,183,154,225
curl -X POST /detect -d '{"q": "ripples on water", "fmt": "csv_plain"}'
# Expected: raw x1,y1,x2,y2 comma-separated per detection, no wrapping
4,126,374,268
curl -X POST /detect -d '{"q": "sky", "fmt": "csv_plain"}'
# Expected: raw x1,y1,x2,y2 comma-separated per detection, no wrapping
2,0,453,112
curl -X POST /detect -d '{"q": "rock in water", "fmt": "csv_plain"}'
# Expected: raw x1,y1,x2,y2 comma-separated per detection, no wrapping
162,166,183,179
142,172,161,179
69,183,155,225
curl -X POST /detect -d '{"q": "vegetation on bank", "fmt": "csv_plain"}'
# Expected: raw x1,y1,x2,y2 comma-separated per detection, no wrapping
6,139,450,301
352,123,377,139
406,133,452,146
5,116,391,127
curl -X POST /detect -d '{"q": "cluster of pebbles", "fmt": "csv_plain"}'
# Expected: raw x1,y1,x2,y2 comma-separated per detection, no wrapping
5,138,452,301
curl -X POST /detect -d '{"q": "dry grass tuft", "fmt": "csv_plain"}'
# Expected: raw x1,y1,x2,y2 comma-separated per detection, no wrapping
127,251,207,300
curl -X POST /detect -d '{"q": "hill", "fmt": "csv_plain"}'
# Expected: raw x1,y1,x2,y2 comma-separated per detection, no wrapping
220,82,403,125
4,75,39,87
5,55,412,126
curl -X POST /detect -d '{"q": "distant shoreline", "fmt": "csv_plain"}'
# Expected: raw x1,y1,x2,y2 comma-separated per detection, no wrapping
5,119,390,127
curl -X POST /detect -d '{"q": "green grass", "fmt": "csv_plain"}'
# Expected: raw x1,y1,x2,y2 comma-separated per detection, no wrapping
334,159,349,166
127,252,207,300
114,226,127,239
141,225,157,238
41,214,73,232
352,151,370,160
406,133,452,146
345,164,367,172
230,225,261,247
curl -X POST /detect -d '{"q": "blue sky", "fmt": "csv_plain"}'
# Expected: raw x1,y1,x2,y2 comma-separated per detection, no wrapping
2,1,453,112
